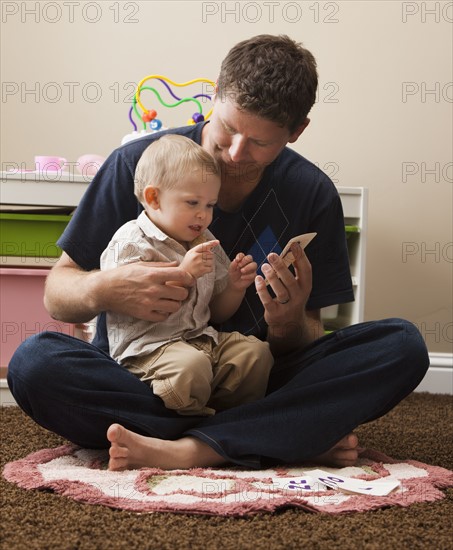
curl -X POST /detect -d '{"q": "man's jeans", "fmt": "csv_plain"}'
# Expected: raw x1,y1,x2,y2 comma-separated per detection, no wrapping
7,318,429,468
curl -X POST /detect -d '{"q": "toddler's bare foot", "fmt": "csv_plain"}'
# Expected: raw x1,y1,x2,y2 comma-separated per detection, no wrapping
106,424,225,471
312,433,359,467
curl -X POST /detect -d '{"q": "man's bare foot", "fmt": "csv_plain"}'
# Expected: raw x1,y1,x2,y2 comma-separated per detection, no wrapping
106,424,226,471
107,424,359,471
311,433,360,467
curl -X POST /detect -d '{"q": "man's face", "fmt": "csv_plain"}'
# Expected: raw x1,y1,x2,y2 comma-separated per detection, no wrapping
203,96,304,180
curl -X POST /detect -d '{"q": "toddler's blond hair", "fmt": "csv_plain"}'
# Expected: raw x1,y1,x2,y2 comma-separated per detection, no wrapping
134,134,220,204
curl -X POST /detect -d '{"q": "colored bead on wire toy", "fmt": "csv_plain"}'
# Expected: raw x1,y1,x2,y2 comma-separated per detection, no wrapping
129,74,215,132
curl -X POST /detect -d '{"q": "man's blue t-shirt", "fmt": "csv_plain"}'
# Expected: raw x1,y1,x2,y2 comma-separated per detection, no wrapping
58,122,353,350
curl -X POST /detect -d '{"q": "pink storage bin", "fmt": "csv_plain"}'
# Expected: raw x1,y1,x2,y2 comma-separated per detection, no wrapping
0,268,75,367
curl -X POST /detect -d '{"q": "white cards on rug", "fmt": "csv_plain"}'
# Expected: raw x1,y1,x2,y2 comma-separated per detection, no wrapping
276,470,400,496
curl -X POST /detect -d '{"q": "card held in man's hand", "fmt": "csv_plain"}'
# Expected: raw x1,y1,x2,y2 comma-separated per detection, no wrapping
264,232,317,285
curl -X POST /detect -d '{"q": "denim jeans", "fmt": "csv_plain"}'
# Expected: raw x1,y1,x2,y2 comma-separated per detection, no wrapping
7,318,429,468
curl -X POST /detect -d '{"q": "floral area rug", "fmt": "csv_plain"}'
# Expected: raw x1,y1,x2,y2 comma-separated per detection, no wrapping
3,445,453,516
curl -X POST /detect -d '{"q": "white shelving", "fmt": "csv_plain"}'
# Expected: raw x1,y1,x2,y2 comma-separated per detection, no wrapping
321,186,368,329
1,171,90,207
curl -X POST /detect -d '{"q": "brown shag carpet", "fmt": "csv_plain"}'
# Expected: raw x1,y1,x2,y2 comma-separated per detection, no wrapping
1,392,452,550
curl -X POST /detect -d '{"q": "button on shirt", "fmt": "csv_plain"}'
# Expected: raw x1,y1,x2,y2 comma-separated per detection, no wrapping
100,211,230,364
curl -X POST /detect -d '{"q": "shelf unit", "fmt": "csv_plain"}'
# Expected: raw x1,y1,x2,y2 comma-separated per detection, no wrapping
0,172,91,382
322,186,368,329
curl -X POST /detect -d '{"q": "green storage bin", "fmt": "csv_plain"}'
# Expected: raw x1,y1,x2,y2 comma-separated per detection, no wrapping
345,225,360,239
0,213,71,257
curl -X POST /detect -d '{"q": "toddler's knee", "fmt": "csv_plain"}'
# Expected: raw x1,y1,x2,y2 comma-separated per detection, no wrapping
249,338,274,369
181,359,213,385
153,357,213,414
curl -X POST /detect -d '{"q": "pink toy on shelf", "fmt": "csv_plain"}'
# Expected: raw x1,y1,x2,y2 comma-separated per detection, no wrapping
76,154,106,177
34,156,67,172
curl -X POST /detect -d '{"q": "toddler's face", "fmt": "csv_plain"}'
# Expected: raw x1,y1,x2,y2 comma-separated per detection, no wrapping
148,170,220,245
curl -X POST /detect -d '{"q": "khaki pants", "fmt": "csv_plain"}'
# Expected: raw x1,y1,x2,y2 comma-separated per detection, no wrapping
125,332,274,416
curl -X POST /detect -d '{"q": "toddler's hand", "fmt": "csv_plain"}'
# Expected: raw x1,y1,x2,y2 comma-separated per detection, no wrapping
180,240,219,279
228,253,257,291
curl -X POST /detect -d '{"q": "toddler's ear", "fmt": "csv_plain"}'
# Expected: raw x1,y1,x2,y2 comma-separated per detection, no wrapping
144,186,159,209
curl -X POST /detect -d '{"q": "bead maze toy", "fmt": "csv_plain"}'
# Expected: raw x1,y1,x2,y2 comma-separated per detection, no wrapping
122,75,215,144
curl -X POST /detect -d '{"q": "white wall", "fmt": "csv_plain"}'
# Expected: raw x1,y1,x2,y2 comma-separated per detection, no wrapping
1,1,452,354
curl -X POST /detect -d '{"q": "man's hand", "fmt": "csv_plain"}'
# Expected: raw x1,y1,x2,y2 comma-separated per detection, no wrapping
255,243,323,352
44,252,195,323
179,240,219,279
100,261,195,321
255,243,311,323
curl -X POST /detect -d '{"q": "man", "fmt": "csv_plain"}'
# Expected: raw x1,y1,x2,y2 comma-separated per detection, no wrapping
8,35,429,471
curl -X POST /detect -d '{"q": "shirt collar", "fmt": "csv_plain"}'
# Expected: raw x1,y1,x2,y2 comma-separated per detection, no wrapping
137,210,170,242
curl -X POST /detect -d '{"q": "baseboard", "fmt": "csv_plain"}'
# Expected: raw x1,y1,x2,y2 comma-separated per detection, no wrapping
2,352,452,407
0,378,16,407
414,353,453,395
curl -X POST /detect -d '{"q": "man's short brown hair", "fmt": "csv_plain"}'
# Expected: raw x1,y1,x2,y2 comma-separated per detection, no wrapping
217,34,318,133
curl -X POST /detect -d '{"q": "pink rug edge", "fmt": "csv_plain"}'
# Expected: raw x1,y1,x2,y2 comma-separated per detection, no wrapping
3,445,453,516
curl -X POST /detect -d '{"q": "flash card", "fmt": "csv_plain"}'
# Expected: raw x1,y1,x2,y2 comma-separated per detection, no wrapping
308,469,401,496
273,470,400,496
263,232,317,285
284,476,328,492
280,232,317,262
